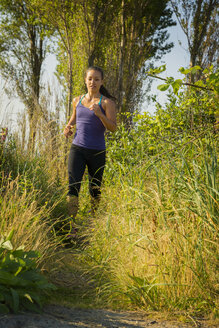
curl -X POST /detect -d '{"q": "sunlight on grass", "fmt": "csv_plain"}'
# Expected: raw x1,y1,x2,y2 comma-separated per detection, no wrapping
0,109,218,318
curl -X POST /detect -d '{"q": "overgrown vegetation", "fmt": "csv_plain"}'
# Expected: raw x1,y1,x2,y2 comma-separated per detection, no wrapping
0,135,67,313
83,131,218,315
73,67,218,317
0,0,218,323
0,231,56,314
0,65,218,320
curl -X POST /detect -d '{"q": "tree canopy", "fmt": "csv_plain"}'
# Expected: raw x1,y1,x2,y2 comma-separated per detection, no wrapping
0,0,51,149
0,0,217,129
30,0,176,117
171,0,218,73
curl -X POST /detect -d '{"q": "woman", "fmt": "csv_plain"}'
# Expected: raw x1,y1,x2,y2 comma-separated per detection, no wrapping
64,66,117,219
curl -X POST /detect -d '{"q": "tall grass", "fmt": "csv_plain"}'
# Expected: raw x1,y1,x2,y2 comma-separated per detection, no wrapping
0,177,58,265
1,114,218,317
0,135,68,271
75,131,218,316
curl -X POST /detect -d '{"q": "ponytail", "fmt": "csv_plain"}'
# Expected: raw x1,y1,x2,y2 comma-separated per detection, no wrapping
100,85,116,100
85,66,116,101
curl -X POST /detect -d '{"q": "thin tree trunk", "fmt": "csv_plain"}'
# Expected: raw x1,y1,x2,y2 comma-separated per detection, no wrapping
67,49,73,120
118,0,125,114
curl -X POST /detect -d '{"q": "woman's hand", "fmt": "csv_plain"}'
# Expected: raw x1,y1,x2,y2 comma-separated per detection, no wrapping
64,125,74,138
89,103,103,118
89,98,116,132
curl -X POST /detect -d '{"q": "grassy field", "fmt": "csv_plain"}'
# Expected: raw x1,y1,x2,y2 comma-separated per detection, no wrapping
0,118,218,319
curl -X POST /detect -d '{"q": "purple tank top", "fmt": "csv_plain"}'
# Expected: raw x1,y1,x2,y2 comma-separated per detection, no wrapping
73,95,106,150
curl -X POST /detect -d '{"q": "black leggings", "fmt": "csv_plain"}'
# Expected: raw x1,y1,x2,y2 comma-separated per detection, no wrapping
68,144,106,199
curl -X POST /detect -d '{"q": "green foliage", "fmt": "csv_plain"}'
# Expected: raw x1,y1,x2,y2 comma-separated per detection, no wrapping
0,135,66,217
171,0,218,70
32,0,176,116
82,129,218,314
0,231,56,314
147,65,218,133
76,65,219,315
1,59,218,320
0,0,49,99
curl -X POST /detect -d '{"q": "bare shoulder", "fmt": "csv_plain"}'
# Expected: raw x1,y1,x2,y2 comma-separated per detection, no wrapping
72,95,82,110
102,96,117,124
72,96,81,105
102,96,116,109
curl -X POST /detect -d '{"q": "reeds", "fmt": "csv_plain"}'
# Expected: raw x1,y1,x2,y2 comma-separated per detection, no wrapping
0,176,61,267
75,133,218,315
0,116,218,316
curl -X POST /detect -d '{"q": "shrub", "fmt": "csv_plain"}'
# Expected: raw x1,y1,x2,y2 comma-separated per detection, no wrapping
0,231,56,314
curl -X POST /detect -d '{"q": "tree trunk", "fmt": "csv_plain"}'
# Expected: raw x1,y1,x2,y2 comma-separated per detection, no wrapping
67,49,73,120
28,26,44,152
118,0,125,114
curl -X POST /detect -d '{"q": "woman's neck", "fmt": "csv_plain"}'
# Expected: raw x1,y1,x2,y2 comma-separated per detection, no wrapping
86,91,101,100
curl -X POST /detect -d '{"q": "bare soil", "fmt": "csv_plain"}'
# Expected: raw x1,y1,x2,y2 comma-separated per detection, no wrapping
0,304,217,328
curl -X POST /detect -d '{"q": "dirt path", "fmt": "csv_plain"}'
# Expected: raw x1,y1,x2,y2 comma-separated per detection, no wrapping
1,251,217,328
0,304,217,328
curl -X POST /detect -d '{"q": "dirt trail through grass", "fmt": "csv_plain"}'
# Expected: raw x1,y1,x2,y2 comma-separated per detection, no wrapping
0,304,217,328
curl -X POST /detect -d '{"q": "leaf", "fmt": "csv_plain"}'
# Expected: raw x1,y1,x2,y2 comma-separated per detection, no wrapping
6,229,14,241
19,270,45,282
203,68,209,74
191,66,202,74
24,293,33,303
12,249,26,258
0,292,4,301
14,266,23,277
171,79,183,94
128,274,146,286
37,281,57,290
22,297,42,313
27,292,43,308
3,254,20,271
179,67,190,74
10,288,19,313
147,65,166,75
157,84,170,91
2,240,13,250
0,270,30,287
16,246,25,251
179,66,202,75
0,303,9,314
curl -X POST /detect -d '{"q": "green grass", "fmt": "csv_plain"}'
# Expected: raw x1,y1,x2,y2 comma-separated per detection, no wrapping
70,132,218,317
0,123,218,319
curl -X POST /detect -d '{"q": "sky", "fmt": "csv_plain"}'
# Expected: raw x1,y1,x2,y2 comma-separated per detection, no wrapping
0,15,190,130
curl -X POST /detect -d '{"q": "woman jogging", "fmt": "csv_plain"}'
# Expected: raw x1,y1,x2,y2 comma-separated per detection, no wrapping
64,66,117,219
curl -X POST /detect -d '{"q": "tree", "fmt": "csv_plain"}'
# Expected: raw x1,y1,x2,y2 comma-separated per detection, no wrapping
79,0,120,67
68,0,176,115
114,0,175,114
32,0,120,119
0,0,50,151
31,0,116,120
171,0,218,79
31,0,80,121
31,0,175,119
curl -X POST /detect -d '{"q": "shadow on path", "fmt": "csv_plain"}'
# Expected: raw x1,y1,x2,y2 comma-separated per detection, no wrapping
0,304,215,328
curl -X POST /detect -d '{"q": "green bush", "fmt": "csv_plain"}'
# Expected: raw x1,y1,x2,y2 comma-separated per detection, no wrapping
0,230,56,314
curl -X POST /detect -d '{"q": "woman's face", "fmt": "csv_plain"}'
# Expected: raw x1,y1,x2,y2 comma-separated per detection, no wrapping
85,70,103,93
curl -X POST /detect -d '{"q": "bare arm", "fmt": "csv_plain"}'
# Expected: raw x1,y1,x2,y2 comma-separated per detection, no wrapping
89,98,117,132
64,97,79,138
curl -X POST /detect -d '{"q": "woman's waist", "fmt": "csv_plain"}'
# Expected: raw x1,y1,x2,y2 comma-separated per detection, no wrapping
75,123,105,135
73,133,105,150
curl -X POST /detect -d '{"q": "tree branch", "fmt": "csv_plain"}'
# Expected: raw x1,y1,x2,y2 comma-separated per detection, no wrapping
147,74,214,91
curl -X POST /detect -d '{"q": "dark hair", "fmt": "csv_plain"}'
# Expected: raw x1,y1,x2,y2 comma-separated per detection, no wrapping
85,66,116,100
